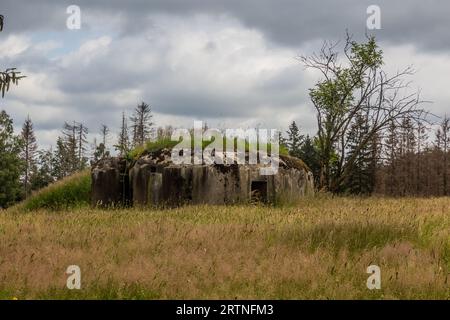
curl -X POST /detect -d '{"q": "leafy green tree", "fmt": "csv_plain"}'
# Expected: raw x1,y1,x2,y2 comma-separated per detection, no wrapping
300,35,425,192
0,110,23,207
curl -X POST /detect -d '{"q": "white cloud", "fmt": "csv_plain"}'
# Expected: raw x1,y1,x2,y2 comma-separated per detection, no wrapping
0,35,30,58
2,10,450,151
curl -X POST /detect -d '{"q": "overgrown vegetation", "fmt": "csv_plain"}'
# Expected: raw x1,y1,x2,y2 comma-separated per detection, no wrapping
17,170,91,211
2,196,449,299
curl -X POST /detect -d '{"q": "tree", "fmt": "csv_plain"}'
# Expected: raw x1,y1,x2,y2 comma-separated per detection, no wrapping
62,122,78,174
383,119,399,195
300,34,425,192
77,122,88,170
0,110,23,207
343,113,374,194
286,121,304,158
30,148,54,190
115,112,130,156
94,142,109,161
130,102,153,147
20,116,38,198
436,116,450,195
0,15,25,98
298,135,321,186
100,124,109,158
53,136,70,180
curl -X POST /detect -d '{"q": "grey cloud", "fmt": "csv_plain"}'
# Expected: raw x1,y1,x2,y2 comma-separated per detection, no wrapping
2,0,450,51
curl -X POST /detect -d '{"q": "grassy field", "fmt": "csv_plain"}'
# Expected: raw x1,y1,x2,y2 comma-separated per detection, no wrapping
0,196,449,299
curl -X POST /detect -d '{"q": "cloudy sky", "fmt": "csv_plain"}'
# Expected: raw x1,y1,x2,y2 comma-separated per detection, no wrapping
1,0,450,150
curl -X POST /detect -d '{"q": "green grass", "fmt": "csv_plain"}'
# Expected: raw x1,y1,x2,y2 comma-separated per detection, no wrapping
128,136,289,160
18,170,91,211
1,197,449,299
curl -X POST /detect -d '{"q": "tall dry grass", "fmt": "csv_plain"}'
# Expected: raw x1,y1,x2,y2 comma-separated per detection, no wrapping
0,196,448,299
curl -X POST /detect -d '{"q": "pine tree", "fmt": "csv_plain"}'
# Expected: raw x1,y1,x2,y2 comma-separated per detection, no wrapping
415,121,429,195
298,135,320,186
62,122,78,174
116,112,130,156
53,136,69,180
436,116,450,195
344,113,373,195
20,116,38,198
77,122,88,170
130,102,153,147
31,148,54,190
384,119,399,195
286,121,304,158
400,117,416,195
100,124,109,158
0,110,23,207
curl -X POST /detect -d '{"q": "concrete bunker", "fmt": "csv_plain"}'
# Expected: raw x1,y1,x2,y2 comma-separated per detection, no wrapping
91,148,314,207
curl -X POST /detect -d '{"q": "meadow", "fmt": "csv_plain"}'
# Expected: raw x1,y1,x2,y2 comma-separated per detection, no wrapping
1,195,449,299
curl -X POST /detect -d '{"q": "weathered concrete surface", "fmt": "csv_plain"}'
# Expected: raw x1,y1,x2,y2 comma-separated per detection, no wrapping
91,157,130,207
91,151,314,207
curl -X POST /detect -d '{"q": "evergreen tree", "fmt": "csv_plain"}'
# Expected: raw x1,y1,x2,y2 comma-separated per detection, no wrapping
116,112,130,156
298,135,321,186
344,113,373,194
286,121,304,158
0,110,23,207
100,124,109,158
30,148,54,190
20,115,37,198
130,102,153,147
436,116,450,195
53,136,69,180
384,119,399,195
77,122,88,170
62,122,78,174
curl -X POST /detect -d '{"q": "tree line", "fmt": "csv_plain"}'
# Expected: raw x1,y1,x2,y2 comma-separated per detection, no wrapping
283,116,450,197
0,102,155,208
279,34,447,196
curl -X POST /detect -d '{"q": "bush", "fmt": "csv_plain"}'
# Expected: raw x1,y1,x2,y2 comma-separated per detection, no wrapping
20,170,91,211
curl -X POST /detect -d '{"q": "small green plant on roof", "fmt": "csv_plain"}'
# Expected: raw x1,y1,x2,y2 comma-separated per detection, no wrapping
127,136,289,161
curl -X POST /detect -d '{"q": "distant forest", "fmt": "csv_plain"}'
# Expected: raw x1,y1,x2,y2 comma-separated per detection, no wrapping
284,118,450,197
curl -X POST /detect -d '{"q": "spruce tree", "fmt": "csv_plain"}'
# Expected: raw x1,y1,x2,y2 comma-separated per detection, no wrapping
344,113,373,195
299,135,321,186
0,110,23,207
31,148,54,190
62,122,78,174
77,122,88,170
100,124,109,158
116,112,130,156
20,116,38,198
130,102,153,147
286,121,304,158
